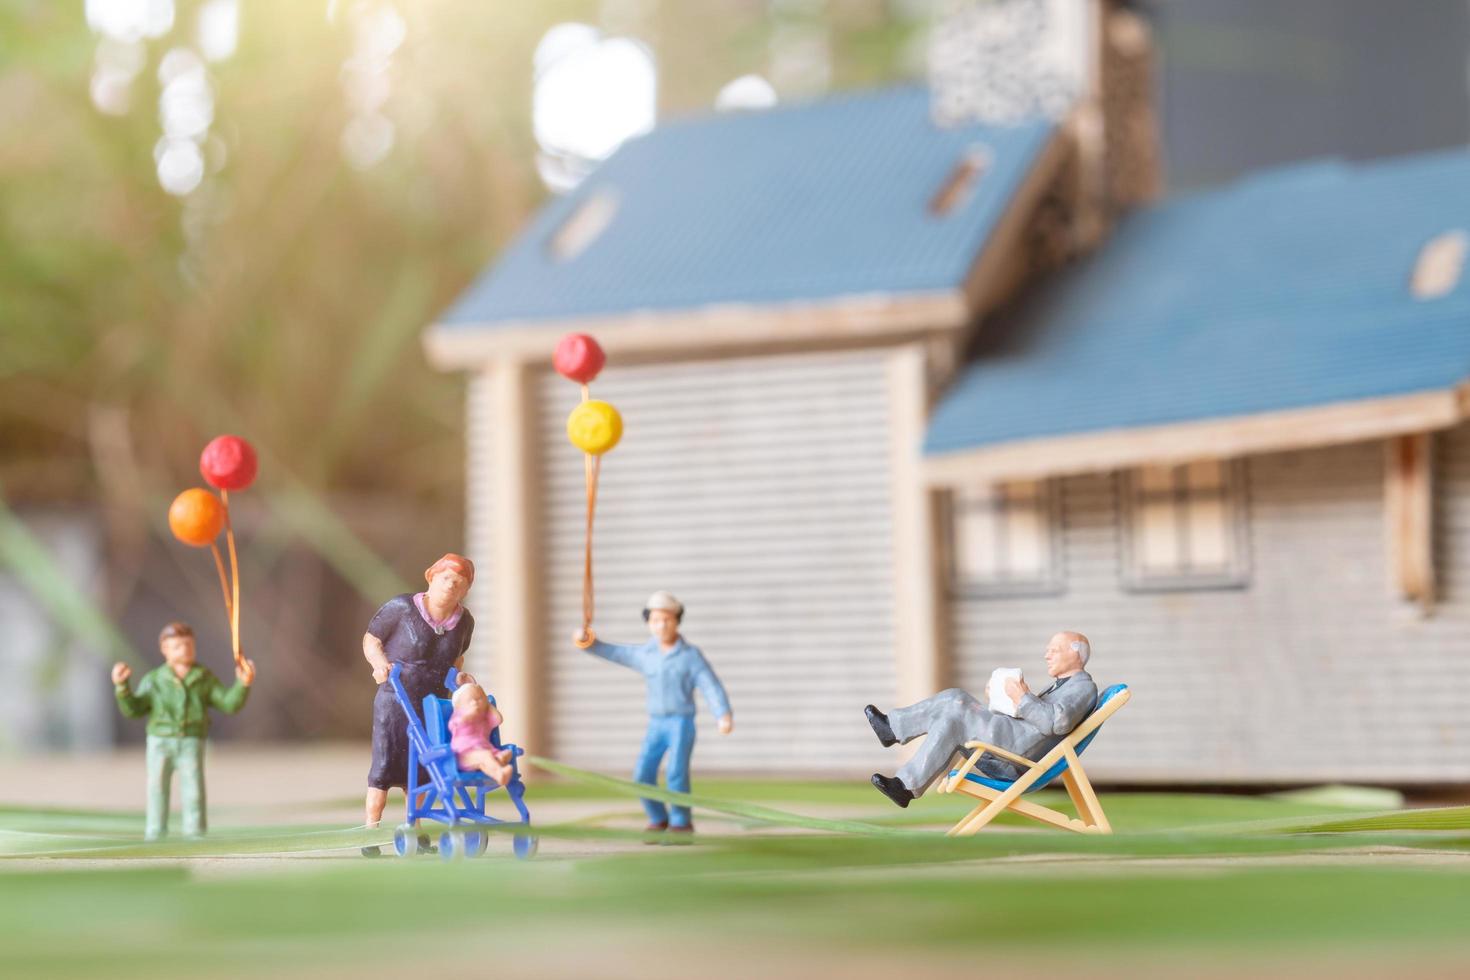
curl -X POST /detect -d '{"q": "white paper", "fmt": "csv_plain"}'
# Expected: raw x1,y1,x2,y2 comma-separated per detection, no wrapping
988,667,1023,717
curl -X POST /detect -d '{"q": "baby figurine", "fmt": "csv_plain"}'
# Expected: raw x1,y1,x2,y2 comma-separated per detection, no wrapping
448,683,514,786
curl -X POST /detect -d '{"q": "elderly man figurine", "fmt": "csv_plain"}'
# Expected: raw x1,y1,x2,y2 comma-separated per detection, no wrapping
111,621,256,840
573,591,732,835
865,631,1098,807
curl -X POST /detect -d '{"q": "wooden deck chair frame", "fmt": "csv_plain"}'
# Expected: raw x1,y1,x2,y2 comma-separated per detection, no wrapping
935,687,1131,836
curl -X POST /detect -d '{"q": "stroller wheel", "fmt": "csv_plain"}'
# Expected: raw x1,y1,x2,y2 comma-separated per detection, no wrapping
462,830,488,858
438,830,462,862
392,824,420,858
513,833,538,860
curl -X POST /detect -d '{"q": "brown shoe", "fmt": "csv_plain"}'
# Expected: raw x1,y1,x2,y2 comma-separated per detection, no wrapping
643,821,667,844
666,824,694,844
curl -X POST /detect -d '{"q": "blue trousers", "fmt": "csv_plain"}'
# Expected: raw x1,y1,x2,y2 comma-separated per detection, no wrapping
634,714,697,828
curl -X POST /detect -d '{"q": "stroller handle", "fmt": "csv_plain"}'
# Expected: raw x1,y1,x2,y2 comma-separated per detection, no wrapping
387,663,469,698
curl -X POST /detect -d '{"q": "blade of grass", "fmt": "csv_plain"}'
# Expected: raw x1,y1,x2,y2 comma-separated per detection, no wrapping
531,755,954,837
0,489,145,666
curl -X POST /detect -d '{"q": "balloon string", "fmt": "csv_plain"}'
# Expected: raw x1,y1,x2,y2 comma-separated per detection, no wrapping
221,489,242,669
209,542,234,623
582,453,601,633
579,381,597,636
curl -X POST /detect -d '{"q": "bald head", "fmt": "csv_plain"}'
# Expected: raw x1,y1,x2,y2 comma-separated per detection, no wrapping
1044,631,1091,678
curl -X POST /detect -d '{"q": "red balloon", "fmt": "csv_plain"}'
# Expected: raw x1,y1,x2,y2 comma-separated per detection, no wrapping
553,333,606,385
200,435,258,491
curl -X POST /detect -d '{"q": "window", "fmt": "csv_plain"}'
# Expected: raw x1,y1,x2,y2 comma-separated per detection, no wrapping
547,189,619,262
1410,229,1467,300
1121,460,1249,590
949,480,1062,596
928,145,991,216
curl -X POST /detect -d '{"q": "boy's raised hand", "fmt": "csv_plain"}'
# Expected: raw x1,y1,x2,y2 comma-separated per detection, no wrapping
111,662,131,685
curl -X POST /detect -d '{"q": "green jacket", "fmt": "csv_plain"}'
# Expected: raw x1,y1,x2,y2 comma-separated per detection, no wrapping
114,664,250,738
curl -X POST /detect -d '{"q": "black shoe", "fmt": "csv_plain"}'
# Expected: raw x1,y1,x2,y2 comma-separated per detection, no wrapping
865,705,896,747
870,773,913,809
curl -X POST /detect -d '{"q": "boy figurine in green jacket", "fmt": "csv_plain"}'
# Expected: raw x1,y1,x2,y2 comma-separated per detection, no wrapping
112,621,256,841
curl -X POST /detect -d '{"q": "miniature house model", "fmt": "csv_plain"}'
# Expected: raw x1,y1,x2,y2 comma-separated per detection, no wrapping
426,4,1470,784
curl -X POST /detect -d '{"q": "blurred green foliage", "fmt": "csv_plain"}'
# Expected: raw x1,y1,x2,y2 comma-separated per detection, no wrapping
0,5,924,734
0,3,926,683
1,0,923,510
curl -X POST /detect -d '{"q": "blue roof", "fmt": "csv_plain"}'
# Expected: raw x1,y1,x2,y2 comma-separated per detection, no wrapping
925,149,1470,456
438,86,1054,328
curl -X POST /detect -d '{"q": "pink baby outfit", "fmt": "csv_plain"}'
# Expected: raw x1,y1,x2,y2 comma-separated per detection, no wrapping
448,710,495,769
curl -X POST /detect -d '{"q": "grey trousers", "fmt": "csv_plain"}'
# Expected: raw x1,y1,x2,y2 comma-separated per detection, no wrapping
889,688,1019,796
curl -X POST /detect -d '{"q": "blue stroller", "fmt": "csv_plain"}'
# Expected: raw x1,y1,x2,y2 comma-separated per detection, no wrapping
387,663,536,860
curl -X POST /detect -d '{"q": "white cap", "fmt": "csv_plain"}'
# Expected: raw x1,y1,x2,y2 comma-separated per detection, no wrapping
644,590,684,616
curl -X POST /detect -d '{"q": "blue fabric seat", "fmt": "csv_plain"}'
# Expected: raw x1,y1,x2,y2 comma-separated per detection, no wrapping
421,691,511,780
947,683,1129,794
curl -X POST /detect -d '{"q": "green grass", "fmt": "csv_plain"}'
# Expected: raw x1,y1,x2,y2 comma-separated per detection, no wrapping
3,848,1470,978
3,779,1470,977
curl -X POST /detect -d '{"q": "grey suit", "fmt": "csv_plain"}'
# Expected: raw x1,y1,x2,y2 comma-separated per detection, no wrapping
889,671,1098,795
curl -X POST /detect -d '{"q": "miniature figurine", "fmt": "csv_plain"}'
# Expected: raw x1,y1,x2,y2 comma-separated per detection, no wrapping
111,621,255,840
448,683,514,786
572,591,731,835
362,553,479,833
865,631,1097,808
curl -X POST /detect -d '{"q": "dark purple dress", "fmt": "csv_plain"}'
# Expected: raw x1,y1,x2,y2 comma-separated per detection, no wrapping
366,593,475,790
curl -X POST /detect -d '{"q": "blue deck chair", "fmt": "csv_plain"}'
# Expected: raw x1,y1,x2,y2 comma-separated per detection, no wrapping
935,683,1131,836
388,663,535,859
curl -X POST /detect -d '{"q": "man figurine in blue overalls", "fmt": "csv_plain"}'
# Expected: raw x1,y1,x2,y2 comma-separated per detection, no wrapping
573,591,732,836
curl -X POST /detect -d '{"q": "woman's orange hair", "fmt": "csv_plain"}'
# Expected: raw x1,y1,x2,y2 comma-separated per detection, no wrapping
424,553,475,585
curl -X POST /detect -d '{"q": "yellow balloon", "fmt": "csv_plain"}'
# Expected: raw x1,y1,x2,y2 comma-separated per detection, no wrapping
567,400,623,455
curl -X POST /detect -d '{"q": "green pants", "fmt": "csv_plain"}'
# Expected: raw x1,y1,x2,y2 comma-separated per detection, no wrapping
145,735,206,840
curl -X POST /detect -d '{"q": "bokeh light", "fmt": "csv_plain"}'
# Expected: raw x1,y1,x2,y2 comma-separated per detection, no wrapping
154,136,205,196
158,47,213,141
196,0,239,62
532,23,657,192
90,37,146,115
341,112,396,170
715,74,778,111
85,0,175,43
338,1,404,170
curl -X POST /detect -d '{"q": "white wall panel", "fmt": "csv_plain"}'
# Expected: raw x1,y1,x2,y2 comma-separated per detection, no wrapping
952,427,1470,783
535,349,899,774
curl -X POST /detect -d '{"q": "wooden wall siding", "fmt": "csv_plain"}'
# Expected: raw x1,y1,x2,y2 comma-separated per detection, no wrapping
951,426,1470,783
463,372,498,685
532,349,900,773
1385,433,1435,607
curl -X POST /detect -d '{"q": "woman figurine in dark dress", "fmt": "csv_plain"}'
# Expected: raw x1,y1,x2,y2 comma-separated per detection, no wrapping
361,552,478,831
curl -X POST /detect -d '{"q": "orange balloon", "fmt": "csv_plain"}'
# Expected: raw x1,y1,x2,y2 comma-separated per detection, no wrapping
169,488,225,547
